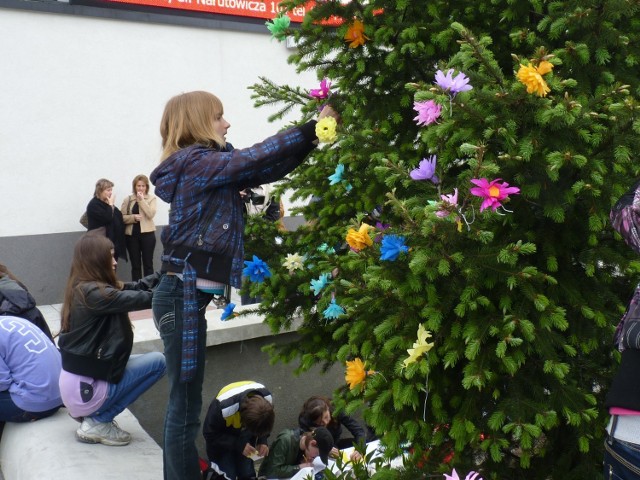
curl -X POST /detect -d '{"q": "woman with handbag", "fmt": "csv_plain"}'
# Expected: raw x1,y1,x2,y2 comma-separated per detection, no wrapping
57,234,166,446
121,174,157,280
86,178,128,263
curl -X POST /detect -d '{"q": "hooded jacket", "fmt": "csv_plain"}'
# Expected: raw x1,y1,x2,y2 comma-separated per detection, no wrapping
149,121,317,288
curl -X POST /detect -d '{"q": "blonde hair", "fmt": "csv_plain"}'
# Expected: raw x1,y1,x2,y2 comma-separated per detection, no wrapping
131,174,150,194
94,178,114,198
160,91,226,160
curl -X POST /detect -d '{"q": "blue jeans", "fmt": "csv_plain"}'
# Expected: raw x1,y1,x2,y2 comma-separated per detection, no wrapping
604,436,640,479
0,391,60,422
92,352,166,423
153,274,213,480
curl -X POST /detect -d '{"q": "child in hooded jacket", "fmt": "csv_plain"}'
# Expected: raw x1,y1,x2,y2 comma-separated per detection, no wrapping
150,90,338,480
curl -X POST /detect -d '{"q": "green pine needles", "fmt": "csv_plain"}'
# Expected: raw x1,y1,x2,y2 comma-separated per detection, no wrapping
247,1,640,478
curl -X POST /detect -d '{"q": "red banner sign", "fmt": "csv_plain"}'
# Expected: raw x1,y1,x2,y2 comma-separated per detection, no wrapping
102,0,310,22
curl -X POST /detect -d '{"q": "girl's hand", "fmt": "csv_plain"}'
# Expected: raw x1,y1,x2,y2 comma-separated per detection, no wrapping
350,450,363,462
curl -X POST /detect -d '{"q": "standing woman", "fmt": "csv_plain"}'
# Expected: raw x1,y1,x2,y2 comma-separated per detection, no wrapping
57,234,165,446
86,178,128,263
121,174,157,280
150,90,339,480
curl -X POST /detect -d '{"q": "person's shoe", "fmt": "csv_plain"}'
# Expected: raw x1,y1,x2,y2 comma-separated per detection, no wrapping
76,417,131,446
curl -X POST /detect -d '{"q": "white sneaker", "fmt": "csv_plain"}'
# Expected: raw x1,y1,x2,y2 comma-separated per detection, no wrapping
76,417,131,446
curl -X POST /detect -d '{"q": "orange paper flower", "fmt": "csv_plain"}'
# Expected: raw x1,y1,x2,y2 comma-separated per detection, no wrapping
345,358,374,390
516,60,554,97
346,223,373,251
344,19,370,48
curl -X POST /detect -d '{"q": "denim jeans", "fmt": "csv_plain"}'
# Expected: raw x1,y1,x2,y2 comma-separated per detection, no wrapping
0,391,60,422
153,274,213,480
92,352,166,423
604,436,640,479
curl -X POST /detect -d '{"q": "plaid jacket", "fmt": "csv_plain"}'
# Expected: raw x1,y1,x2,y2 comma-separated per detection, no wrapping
150,121,317,288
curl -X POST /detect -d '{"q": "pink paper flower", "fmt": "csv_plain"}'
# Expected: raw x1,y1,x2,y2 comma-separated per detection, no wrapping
436,188,458,217
470,178,520,212
413,100,442,126
310,78,331,100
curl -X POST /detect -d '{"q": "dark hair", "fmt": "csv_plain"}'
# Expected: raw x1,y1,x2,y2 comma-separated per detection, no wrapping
240,395,274,437
300,396,338,429
60,234,122,332
0,263,24,286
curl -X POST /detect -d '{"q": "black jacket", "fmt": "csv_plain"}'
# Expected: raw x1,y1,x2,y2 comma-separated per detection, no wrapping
58,274,158,383
0,275,53,341
86,197,128,262
298,411,366,446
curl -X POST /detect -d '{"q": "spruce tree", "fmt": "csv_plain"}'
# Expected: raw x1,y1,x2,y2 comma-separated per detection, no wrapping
246,1,640,478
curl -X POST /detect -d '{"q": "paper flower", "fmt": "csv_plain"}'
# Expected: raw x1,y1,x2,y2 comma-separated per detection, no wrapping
436,188,459,218
310,78,332,100
413,100,442,126
282,253,305,273
310,273,332,296
318,243,335,254
265,15,291,42
346,223,373,251
435,69,473,95
323,298,346,319
242,255,271,282
221,303,236,321
444,469,483,480
374,221,390,242
403,324,434,368
470,178,521,212
328,164,346,185
410,155,439,184
380,235,409,261
516,61,554,97
344,19,369,48
345,358,375,390
316,117,338,143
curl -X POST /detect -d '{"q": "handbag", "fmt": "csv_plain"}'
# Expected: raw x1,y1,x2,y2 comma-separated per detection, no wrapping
79,211,89,229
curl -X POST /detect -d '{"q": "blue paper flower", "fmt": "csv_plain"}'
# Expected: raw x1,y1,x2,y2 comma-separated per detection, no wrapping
243,255,271,283
380,235,409,261
318,243,335,254
323,298,346,319
310,273,331,296
328,164,346,185
221,303,236,321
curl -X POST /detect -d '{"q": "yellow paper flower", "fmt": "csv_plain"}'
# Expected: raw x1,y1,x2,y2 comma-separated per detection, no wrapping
516,61,554,97
345,358,374,390
346,223,373,251
402,324,434,368
282,253,305,273
315,117,337,144
344,19,370,48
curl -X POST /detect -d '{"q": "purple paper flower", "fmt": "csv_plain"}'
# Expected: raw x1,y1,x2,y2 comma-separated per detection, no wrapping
410,155,439,184
435,69,473,95
323,298,346,319
413,100,442,126
374,222,390,243
310,78,331,99
380,235,409,261
221,303,236,321
242,255,271,283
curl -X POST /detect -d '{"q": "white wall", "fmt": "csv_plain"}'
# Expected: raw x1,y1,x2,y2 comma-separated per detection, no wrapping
0,8,316,237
